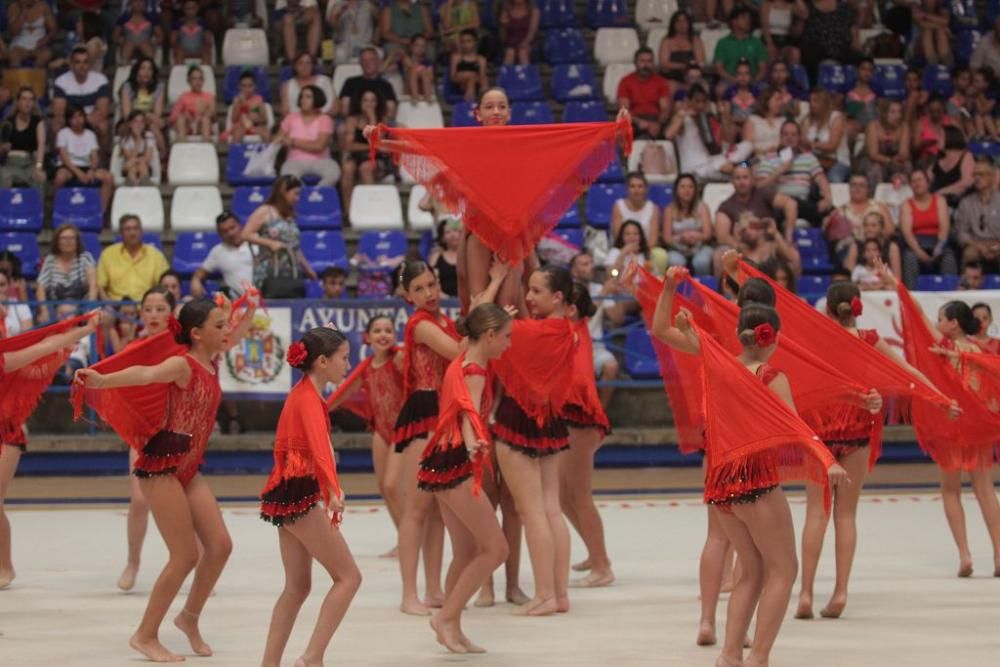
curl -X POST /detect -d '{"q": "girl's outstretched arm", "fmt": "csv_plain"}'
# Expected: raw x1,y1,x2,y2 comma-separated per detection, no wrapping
648,267,701,355
75,356,191,390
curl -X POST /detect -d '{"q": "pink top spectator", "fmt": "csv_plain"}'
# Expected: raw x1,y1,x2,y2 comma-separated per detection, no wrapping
169,90,215,123
280,112,334,162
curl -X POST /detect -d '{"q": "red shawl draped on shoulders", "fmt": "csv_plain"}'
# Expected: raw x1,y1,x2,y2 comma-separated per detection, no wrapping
495,318,577,423
565,318,610,433
368,121,632,263
402,309,459,396
960,351,1000,414
326,355,376,423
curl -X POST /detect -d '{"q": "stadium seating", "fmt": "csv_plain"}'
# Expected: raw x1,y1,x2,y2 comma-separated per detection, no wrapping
702,183,735,220
954,30,983,65
0,232,41,278
700,28,730,66
627,140,679,183
585,183,627,228
226,144,277,186
221,28,270,66
598,159,625,183
231,185,269,222
171,186,224,231
830,183,850,209
797,274,833,298
552,64,599,102
873,64,907,100
111,143,163,186
594,28,641,65
818,63,857,94
540,0,578,28
544,28,589,64
511,101,555,125
173,231,221,275
603,63,635,103
52,188,103,232
167,64,216,104
168,143,220,185
358,231,408,263
557,200,582,228
648,183,673,208
406,185,436,231
296,186,343,230
331,64,363,100
917,274,960,291
623,325,661,379
451,101,478,126
81,233,102,260
564,100,609,123
349,185,405,230
553,227,585,249
0,188,44,231
111,187,165,232
396,101,445,128
645,27,666,53
300,231,349,271
922,65,954,97
498,64,545,101
587,0,631,28
635,0,679,30
222,65,271,104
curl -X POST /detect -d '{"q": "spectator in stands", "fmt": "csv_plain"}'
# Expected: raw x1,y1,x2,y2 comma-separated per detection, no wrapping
54,105,115,212
569,251,624,408
380,0,434,59
755,119,833,225
761,0,804,64
955,158,1000,271
968,68,999,142
664,84,753,181
0,87,46,197
225,70,271,143
225,0,264,27
0,268,32,335
109,298,140,353
767,61,802,117
428,217,461,297
339,47,398,120
912,95,952,168
6,0,57,68
720,60,757,142
48,11,107,73
499,0,538,65
948,68,973,131
712,7,768,95
118,57,167,159
930,126,975,208
168,64,216,142
393,34,435,102
280,51,334,117
0,252,28,302
439,0,480,54
119,111,158,185
97,214,171,302
861,99,911,187
913,0,952,67
744,87,785,157
970,15,1000,78
800,0,860,84
191,211,253,298
327,0,379,64
276,85,341,187
341,90,393,214
803,88,851,183
172,0,215,65
53,303,92,384
845,58,878,148
902,67,929,125
52,46,111,149
716,163,799,257
662,173,715,276
657,10,705,84
276,0,322,63
843,210,903,280
959,260,985,291
825,172,894,262
722,208,803,277
320,266,348,298
605,220,650,275
971,303,999,352
242,175,318,291
35,224,97,324
899,168,957,289
760,255,797,292
617,47,672,141
450,29,488,102
611,172,661,248
114,0,163,64
158,269,189,313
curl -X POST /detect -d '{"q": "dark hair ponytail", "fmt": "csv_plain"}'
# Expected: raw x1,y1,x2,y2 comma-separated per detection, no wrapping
399,259,432,291
455,303,512,340
568,280,598,318
941,301,981,336
292,327,349,371
175,299,218,346
536,265,573,303
737,278,776,307
736,303,781,347
826,282,861,325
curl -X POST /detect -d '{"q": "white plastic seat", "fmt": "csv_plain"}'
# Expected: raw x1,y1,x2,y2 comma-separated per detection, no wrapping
167,142,220,185
396,101,445,129
407,185,436,231
167,64,217,105
603,63,636,103
348,185,405,230
646,27,667,54
636,0,679,31
796,101,810,126
699,28,730,66
594,28,642,66
221,28,270,65
627,140,679,183
111,186,165,232
112,65,131,104
110,140,163,186
224,102,275,143
332,64,363,99
830,183,850,208
703,183,735,220
170,186,224,231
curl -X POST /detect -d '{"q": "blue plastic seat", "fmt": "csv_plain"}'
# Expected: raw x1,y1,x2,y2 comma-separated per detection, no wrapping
81,233,102,261
623,325,661,379
231,186,270,222
984,274,1000,289
553,227,584,249
695,275,719,291
52,187,103,232
801,254,834,275
544,28,588,64
305,280,324,299
0,232,41,278
419,229,435,259
585,183,626,229
511,101,555,125
0,188,43,231
451,101,478,127
564,100,608,123
597,159,624,183
552,63,598,102
873,64,907,100
586,0,629,28
788,64,810,97
954,30,983,65
817,63,857,95
295,186,342,229
358,230,408,263
557,201,581,228
173,231,221,276
796,274,832,296
226,144,278,187
922,65,954,97
440,68,468,105
497,65,544,101
481,0,498,30
648,183,673,208
301,231,349,272
222,65,270,104
540,0,577,27
917,274,960,291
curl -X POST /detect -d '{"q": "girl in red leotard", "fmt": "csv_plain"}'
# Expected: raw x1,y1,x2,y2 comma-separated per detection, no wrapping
971,303,1000,355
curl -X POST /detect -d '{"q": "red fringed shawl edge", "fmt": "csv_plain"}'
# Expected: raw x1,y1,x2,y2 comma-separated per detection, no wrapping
495,317,578,424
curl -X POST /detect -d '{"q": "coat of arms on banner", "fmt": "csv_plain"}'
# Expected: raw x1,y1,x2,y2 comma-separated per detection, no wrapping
225,312,285,386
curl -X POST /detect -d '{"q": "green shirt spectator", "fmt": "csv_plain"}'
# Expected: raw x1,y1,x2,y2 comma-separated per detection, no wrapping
714,7,769,83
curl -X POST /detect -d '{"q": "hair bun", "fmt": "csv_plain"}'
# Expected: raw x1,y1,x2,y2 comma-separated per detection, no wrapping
455,316,470,338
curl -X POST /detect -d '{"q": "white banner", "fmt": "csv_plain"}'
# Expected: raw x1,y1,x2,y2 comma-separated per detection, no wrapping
219,307,294,396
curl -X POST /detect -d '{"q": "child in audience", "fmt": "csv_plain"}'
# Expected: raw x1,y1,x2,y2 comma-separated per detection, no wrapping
173,0,215,64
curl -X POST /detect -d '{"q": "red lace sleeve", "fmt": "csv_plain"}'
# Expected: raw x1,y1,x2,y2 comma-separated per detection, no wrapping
756,364,782,386
858,329,880,346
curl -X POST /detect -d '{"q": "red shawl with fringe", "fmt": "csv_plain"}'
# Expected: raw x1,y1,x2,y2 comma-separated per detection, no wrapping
496,317,577,423
896,284,1000,471
262,377,342,524
421,354,495,494
960,352,1000,414
0,313,95,442
402,309,459,397
564,318,610,433
325,348,404,443
368,120,632,263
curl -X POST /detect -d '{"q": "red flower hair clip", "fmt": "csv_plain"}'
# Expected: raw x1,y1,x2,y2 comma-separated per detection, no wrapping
850,296,864,317
167,316,182,337
754,323,777,347
286,341,308,368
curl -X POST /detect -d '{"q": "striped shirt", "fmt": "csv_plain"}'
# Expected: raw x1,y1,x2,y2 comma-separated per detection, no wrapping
53,71,110,115
754,150,823,201
38,252,96,301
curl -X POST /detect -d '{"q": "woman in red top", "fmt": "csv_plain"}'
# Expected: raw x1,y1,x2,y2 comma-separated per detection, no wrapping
899,169,958,289
559,281,614,588
75,296,258,663
388,260,461,615
417,303,512,653
260,326,361,667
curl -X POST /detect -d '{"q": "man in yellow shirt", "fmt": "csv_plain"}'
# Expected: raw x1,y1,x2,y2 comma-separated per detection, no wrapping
97,214,170,301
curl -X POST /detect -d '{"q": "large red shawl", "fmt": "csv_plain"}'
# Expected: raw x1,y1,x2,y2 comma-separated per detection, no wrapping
960,352,1000,414
495,317,577,423
565,318,610,433
0,313,96,442
896,284,1000,471
369,121,632,263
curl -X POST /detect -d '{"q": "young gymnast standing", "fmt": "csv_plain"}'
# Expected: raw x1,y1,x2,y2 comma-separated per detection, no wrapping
387,260,461,615
560,281,614,588
75,295,257,662
1,310,102,589
260,326,362,667
326,315,406,555
417,303,513,653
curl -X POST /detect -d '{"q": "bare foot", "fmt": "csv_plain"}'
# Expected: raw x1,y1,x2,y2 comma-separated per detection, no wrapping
173,610,212,656
715,653,743,667
118,563,139,592
570,568,615,588
429,615,467,654
400,599,432,616
293,657,321,667
794,593,814,619
474,585,495,608
505,587,530,605
512,597,558,616
378,546,398,559
958,558,973,578
743,655,768,667
556,595,570,613
424,593,444,609
696,620,717,646
0,567,15,590
460,630,487,654
820,593,847,619
129,635,185,662
571,558,592,572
